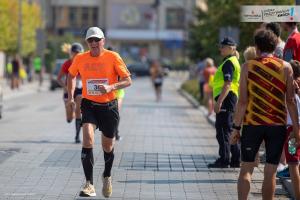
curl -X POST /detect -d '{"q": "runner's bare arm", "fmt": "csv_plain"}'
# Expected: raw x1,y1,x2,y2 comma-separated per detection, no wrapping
113,76,132,90
67,73,76,101
233,63,248,126
214,81,231,113
57,70,67,90
285,62,300,143
230,63,248,144
98,77,132,94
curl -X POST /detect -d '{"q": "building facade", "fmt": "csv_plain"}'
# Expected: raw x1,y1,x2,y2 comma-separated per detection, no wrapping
42,0,105,36
41,0,196,63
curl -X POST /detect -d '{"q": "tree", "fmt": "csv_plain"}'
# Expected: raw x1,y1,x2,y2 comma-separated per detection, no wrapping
0,1,18,54
0,0,42,56
188,0,294,63
21,1,42,56
44,33,77,73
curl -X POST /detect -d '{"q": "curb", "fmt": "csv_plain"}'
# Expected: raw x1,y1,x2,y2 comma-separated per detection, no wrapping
178,87,295,199
3,81,50,101
177,89,199,108
178,88,215,126
280,178,295,199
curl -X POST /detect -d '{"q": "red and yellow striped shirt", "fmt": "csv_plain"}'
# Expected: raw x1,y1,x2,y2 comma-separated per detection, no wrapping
244,57,287,125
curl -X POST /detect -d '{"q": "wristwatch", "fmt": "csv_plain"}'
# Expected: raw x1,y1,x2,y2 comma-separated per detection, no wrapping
232,123,241,131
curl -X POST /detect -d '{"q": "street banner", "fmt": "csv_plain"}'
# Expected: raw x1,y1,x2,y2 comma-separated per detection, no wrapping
241,6,300,22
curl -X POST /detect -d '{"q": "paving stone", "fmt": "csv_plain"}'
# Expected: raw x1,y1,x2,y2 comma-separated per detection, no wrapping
0,74,290,200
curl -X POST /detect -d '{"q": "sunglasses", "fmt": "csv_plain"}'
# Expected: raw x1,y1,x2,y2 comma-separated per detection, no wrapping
87,37,102,43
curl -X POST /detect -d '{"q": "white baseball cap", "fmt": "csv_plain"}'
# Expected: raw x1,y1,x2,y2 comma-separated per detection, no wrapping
85,27,105,40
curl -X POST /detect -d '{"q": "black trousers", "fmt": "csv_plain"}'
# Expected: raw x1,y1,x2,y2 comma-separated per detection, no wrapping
199,81,205,100
215,111,240,164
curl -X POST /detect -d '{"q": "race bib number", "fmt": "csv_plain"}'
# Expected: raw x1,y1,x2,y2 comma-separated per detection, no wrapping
86,79,108,95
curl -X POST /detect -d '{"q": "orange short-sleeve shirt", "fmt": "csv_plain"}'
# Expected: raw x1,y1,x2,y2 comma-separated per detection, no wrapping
68,49,130,103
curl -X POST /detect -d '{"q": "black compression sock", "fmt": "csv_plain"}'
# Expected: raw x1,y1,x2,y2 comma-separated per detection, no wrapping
81,148,94,184
75,118,81,138
103,149,114,177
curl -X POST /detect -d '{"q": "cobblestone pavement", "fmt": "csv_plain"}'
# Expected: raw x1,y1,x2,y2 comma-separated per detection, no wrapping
0,74,290,199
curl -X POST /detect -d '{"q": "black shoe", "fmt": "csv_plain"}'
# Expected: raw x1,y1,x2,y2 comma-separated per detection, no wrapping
230,162,240,168
115,135,122,141
75,138,81,144
207,159,229,168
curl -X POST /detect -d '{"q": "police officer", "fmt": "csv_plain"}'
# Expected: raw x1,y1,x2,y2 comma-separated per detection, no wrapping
208,37,241,168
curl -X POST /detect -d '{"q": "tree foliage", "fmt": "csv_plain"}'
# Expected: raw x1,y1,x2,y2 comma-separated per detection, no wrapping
0,0,42,56
188,0,294,63
44,33,77,73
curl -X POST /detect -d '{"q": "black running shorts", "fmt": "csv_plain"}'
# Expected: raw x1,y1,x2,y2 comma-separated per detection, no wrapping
241,125,287,165
81,98,119,138
63,88,82,100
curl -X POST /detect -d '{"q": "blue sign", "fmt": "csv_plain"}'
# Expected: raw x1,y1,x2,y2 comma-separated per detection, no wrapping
163,40,183,49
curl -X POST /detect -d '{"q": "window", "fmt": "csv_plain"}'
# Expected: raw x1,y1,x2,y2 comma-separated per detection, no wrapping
52,6,99,32
69,7,78,27
82,7,89,25
92,7,98,25
53,6,63,28
166,8,185,29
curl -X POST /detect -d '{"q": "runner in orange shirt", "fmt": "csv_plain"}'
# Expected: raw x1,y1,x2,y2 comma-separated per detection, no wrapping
67,27,131,197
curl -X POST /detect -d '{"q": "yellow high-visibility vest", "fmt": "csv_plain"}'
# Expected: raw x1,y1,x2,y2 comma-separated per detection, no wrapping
213,56,240,98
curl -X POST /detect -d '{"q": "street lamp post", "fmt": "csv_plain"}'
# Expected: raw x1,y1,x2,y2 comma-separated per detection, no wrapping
18,0,22,56
152,0,160,60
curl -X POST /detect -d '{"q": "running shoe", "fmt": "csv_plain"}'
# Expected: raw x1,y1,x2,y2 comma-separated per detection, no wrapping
207,158,229,168
276,167,290,178
277,163,288,172
75,137,81,144
102,176,112,198
115,135,122,141
79,181,96,197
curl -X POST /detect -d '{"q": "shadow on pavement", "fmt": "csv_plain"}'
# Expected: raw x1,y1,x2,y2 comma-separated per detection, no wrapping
118,179,237,184
124,103,192,109
0,140,77,144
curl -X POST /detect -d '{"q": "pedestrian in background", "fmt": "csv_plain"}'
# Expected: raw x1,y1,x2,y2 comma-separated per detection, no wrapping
208,37,241,168
265,22,285,59
57,43,84,143
6,58,12,85
150,60,164,102
243,46,260,167
284,60,300,200
277,22,300,179
33,56,43,87
67,27,131,197
202,57,216,116
196,60,205,101
11,55,20,90
231,28,300,200
282,22,300,62
243,46,256,61
107,46,123,141
265,22,288,177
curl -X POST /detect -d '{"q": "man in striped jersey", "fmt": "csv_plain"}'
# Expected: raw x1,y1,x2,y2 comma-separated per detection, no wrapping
231,29,300,200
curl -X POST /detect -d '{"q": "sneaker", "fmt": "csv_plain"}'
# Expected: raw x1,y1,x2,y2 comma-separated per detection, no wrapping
102,176,112,198
79,182,96,197
75,137,81,144
230,162,240,168
207,158,229,168
276,167,290,178
115,135,122,141
277,163,288,172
